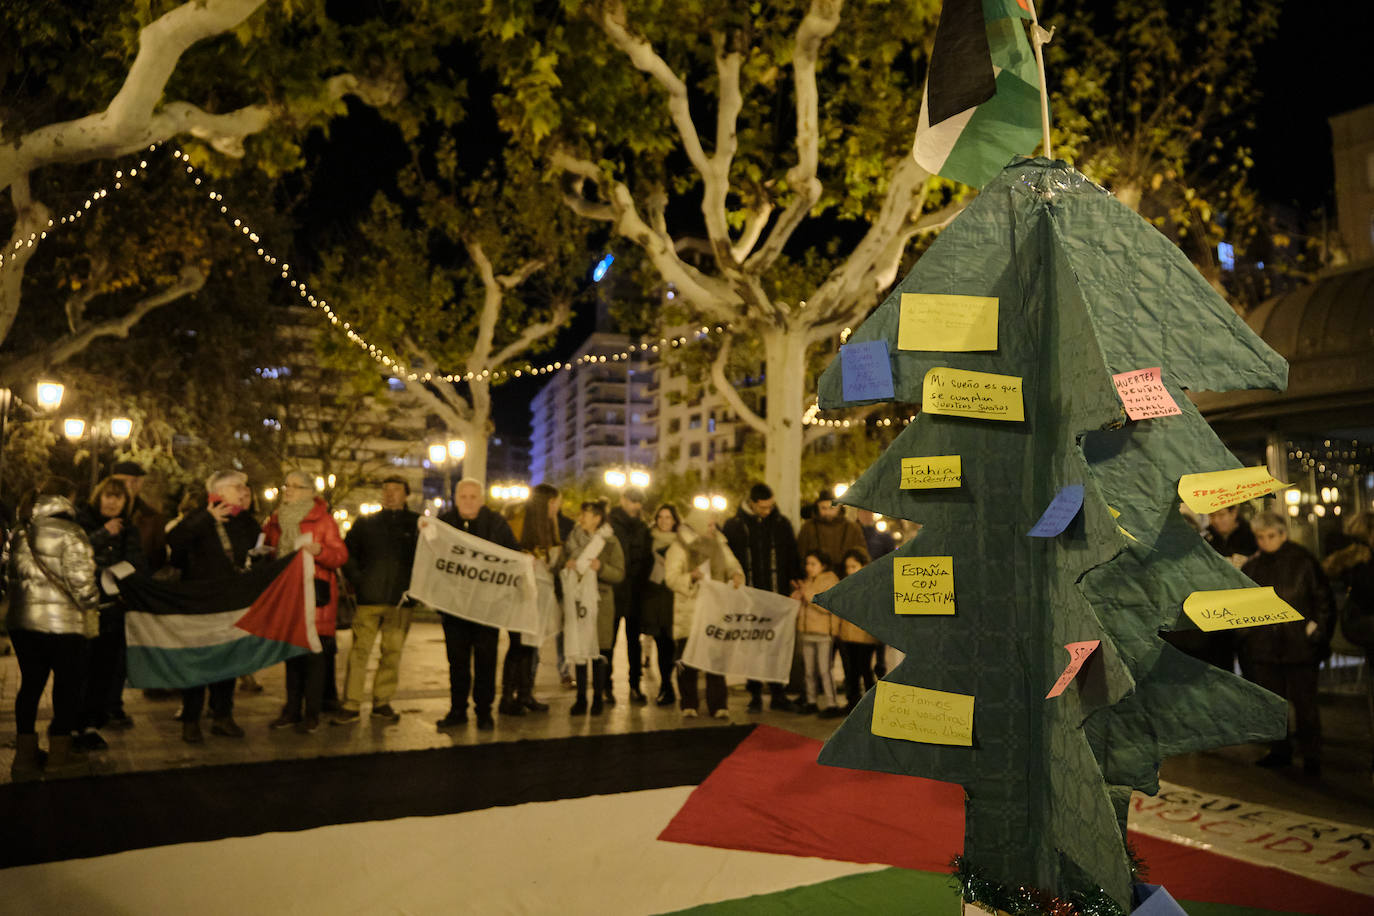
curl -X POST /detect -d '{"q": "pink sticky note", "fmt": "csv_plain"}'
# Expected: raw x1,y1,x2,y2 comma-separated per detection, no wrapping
1112,367,1182,421
1045,640,1101,698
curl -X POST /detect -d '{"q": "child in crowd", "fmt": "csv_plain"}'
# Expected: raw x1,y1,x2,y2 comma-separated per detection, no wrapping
836,549,880,710
794,550,843,718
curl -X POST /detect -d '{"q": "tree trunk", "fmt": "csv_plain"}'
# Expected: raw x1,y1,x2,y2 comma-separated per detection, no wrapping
462,380,493,487
761,327,807,524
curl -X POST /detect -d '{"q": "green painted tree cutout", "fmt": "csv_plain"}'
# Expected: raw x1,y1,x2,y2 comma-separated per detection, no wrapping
814,159,1289,910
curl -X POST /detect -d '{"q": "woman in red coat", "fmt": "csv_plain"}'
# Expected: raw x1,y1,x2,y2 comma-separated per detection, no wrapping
262,471,349,733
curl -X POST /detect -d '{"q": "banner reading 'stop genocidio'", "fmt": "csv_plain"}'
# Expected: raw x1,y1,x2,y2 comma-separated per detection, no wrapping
681,577,799,683
406,517,539,636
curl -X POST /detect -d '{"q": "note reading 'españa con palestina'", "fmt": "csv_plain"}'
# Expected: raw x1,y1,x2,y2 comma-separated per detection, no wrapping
900,455,962,490
897,293,999,352
893,556,955,614
1182,587,1305,632
1177,467,1290,514
871,681,974,746
922,367,1024,422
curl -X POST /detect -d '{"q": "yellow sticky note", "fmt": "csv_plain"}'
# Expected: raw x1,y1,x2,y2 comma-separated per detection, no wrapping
922,367,1024,422
871,681,974,746
898,293,999,351
893,556,955,614
900,455,963,489
1182,587,1304,632
1177,467,1289,514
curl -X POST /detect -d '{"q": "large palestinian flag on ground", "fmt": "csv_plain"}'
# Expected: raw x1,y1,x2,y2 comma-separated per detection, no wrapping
112,551,318,689
2,726,1368,913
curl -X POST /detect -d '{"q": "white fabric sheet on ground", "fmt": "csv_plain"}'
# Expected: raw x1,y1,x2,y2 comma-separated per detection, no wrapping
5,787,881,915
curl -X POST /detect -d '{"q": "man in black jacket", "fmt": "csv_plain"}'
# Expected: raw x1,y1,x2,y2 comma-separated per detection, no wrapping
608,487,653,704
165,470,260,743
436,478,520,731
722,483,801,712
1241,512,1336,776
333,477,419,725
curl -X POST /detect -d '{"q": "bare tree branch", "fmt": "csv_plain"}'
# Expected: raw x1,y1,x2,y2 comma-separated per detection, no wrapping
729,203,774,264
491,298,572,370
709,337,767,435
0,265,206,387
743,0,844,274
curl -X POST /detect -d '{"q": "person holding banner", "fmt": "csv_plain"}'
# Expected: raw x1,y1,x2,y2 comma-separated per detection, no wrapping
642,504,681,707
561,499,625,716
436,479,521,730
794,550,843,718
667,506,745,719
502,483,562,716
262,471,349,734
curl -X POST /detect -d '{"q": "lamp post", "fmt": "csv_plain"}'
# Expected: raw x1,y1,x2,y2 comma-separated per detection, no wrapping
63,410,134,492
0,381,64,509
429,438,466,510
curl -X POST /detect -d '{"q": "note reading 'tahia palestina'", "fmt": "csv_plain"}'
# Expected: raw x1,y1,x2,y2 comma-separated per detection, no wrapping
900,455,962,489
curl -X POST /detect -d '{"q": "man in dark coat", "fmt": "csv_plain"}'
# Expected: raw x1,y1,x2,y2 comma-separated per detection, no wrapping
608,487,653,704
797,489,869,569
436,478,520,731
722,482,801,712
1241,512,1336,776
334,477,420,724
1188,503,1262,671
165,469,261,743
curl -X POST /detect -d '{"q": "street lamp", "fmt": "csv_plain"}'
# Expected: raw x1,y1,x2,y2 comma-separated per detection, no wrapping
429,438,465,510
36,382,64,410
2,380,68,502
63,413,135,491
604,469,627,488
692,493,728,512
63,418,86,440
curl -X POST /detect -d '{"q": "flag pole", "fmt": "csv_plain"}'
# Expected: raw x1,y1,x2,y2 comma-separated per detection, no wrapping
1025,0,1054,160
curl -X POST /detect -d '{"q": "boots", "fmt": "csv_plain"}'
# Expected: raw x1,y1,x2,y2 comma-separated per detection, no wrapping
570,664,589,715
590,663,606,716
519,652,548,713
44,734,88,779
10,733,44,781
499,648,525,715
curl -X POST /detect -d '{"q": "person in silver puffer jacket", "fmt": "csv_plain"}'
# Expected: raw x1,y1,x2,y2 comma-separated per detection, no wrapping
6,479,100,780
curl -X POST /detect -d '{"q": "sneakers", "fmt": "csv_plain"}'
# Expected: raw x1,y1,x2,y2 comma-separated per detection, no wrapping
294,716,320,734
371,704,401,723
712,708,730,720
475,710,495,731
629,687,649,705
560,674,575,690
182,719,204,744
269,714,300,730
331,709,362,725
681,708,699,718
75,729,109,751
656,689,677,707
210,717,245,738
436,711,467,728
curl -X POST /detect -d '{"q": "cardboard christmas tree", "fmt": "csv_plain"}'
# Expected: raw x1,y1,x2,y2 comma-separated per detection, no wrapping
816,158,1289,912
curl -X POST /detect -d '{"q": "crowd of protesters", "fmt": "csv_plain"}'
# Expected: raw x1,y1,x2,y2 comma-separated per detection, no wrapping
7,459,1374,785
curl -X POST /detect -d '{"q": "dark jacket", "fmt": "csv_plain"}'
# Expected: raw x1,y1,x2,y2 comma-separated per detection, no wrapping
166,507,261,581
130,496,167,572
860,522,899,562
1206,521,1258,560
797,513,869,570
722,502,802,595
343,507,420,605
76,504,147,576
1241,540,1336,665
608,505,653,615
438,505,519,553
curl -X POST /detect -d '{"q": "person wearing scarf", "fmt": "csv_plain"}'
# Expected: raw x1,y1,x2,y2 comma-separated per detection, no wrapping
641,504,681,706
563,500,626,714
665,507,744,718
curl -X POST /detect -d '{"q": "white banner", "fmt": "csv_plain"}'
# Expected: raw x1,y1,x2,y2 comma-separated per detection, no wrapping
530,564,561,644
560,567,602,663
681,578,799,683
406,518,538,635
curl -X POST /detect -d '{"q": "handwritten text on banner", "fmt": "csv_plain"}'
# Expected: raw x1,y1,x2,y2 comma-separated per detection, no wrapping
898,293,999,352
1112,367,1183,420
900,455,963,490
1046,640,1101,698
922,367,1024,422
893,556,955,614
1177,467,1289,514
871,681,975,746
1182,587,1304,632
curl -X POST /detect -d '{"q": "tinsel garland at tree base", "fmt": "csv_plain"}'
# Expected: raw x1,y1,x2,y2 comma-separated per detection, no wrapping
950,858,1131,916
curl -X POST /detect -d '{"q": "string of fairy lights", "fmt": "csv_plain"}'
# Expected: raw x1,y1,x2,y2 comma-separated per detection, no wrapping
3,144,906,428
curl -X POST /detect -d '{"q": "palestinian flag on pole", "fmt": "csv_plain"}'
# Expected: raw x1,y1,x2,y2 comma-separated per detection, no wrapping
110,551,318,689
913,0,1042,189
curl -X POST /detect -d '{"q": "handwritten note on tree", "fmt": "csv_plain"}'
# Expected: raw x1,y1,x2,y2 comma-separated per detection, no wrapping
1112,367,1182,420
871,681,975,746
1046,640,1101,698
1182,587,1304,632
900,455,963,489
1177,467,1289,514
841,339,896,401
898,293,999,351
1027,485,1085,538
893,556,955,614
922,367,1024,422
